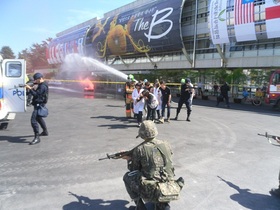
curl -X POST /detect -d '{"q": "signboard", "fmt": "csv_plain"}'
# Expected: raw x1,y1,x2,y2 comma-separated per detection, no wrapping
209,0,229,44
47,27,89,64
86,0,184,57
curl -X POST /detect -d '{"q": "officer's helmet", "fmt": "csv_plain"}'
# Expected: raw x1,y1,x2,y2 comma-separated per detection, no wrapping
185,78,191,83
127,74,134,81
136,120,158,140
33,72,43,80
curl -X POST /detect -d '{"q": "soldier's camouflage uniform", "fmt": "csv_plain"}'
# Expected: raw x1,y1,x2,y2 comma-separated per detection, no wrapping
123,127,174,201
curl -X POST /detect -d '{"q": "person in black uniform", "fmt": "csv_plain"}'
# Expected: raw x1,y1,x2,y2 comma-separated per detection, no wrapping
174,78,195,121
25,72,49,145
159,80,171,123
216,81,230,108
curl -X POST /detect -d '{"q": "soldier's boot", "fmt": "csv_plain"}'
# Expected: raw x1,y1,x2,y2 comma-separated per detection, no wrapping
270,183,280,198
155,202,170,210
40,130,49,136
134,198,147,210
29,133,40,145
176,176,185,189
174,109,179,120
186,114,191,122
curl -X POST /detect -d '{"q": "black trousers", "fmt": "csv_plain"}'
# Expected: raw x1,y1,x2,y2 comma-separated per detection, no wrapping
177,98,192,116
31,106,47,134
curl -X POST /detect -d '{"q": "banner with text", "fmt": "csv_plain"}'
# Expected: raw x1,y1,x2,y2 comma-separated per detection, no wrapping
209,0,229,44
87,0,184,58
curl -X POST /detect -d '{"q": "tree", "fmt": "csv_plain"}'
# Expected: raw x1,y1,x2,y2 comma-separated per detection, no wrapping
0,46,15,59
18,38,53,73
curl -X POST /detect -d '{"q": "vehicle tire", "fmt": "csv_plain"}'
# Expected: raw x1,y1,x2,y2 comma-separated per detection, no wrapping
252,97,261,106
0,122,8,130
273,100,280,110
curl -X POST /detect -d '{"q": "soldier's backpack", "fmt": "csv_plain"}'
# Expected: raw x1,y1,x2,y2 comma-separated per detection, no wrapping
139,140,184,202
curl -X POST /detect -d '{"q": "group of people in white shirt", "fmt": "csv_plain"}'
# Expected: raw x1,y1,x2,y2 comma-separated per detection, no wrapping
132,79,164,127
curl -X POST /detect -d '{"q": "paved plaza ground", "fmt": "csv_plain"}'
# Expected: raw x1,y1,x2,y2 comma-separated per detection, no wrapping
0,87,280,210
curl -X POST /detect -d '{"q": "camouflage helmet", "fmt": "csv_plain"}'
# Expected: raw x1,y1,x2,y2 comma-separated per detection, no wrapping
136,120,158,140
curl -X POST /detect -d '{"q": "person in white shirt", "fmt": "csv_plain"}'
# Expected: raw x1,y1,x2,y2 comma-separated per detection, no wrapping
132,82,145,127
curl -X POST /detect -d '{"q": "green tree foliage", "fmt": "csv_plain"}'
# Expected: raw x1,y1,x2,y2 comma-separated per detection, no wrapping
229,68,247,85
0,46,15,59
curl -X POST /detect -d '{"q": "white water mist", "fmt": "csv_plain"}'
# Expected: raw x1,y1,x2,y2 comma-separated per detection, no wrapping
61,54,128,81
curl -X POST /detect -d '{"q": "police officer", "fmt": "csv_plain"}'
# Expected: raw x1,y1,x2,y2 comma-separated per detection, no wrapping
122,121,184,210
216,81,230,108
25,73,49,145
174,78,195,121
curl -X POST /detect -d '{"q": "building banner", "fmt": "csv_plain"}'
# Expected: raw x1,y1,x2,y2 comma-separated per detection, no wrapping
87,0,184,58
47,27,89,64
265,0,280,39
234,0,256,42
209,0,229,44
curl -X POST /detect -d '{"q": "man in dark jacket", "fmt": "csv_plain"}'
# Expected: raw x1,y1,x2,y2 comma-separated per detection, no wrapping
216,82,230,108
174,78,195,121
25,72,49,145
159,81,171,123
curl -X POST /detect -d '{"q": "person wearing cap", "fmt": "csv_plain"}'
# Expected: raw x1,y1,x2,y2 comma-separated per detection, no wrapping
25,72,49,145
174,78,195,121
122,121,184,210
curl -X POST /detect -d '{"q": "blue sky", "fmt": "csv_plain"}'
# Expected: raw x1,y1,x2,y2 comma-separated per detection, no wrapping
0,0,134,57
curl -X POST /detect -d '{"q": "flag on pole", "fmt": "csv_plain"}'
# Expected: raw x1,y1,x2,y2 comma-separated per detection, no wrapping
265,0,280,39
234,0,256,42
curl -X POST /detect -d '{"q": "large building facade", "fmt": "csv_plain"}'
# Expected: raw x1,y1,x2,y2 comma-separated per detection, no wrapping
47,0,280,73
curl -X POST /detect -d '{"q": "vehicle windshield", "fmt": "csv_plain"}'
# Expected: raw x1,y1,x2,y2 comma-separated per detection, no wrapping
272,72,280,85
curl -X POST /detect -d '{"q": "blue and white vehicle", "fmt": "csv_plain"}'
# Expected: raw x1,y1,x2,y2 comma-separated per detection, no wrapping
0,55,26,129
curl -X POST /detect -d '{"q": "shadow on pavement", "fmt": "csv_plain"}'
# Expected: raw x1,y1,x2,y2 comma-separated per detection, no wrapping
173,97,280,117
63,192,130,210
0,135,33,143
91,116,139,129
218,176,280,210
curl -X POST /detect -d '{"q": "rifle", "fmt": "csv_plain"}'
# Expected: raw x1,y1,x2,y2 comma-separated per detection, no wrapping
257,132,280,144
98,150,132,161
9,81,34,90
98,141,145,161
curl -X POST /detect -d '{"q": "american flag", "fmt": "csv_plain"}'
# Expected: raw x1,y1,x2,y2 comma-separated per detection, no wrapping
235,0,255,25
